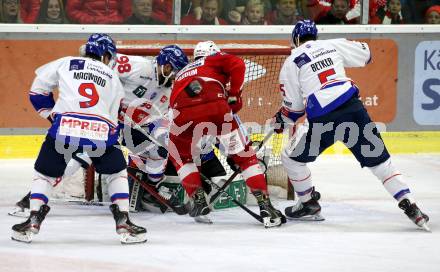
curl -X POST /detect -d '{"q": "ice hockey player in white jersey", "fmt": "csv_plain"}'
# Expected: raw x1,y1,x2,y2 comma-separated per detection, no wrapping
11,34,147,244
113,46,190,212
274,20,430,231
116,45,188,186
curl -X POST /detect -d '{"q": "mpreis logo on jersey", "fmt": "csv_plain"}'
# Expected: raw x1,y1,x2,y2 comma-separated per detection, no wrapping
59,116,109,140
414,41,440,125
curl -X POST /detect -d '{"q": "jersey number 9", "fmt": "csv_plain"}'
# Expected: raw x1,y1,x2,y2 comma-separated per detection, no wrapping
78,83,99,108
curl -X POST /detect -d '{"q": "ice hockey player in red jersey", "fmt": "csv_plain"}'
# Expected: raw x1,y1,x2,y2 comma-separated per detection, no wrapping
168,41,286,228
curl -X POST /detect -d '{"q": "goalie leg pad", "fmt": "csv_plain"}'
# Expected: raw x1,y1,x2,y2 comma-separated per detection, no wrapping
369,158,412,201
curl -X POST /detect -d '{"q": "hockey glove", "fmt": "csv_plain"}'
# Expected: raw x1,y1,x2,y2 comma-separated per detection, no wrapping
226,157,240,172
272,111,286,134
185,80,202,97
227,96,243,113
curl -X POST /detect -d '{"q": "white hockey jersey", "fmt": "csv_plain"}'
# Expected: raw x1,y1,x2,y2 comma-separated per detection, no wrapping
279,38,371,120
29,56,124,146
113,54,171,128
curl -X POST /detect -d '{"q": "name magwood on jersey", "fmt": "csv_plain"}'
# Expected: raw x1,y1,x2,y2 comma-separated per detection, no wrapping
113,54,171,126
29,56,124,146
279,38,371,121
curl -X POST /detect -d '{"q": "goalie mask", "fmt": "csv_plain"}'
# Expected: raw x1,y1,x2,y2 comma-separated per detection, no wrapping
193,41,221,60
156,45,189,87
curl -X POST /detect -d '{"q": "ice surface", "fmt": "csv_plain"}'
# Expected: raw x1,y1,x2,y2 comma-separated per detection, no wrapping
1,155,439,272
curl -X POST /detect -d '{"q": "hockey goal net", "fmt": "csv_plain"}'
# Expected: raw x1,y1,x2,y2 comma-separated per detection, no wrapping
57,44,292,201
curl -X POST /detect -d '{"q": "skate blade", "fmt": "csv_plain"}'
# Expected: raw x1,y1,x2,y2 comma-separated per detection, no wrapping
286,213,325,221
263,218,282,228
194,215,213,224
419,222,431,232
120,233,147,245
8,207,30,218
11,231,33,243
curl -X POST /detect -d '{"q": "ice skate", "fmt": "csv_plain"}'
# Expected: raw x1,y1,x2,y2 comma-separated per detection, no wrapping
285,189,324,221
194,215,213,224
398,199,430,232
8,192,31,217
253,191,285,228
110,204,147,244
11,204,50,243
188,188,211,218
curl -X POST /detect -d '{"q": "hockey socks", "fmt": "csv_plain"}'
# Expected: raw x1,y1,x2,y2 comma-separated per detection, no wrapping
30,171,60,211
369,159,413,202
106,170,130,212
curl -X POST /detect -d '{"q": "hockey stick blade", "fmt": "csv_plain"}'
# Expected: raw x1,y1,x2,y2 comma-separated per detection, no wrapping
127,171,188,215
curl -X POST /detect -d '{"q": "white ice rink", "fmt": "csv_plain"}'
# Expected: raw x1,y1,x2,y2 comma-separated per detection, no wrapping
1,155,439,272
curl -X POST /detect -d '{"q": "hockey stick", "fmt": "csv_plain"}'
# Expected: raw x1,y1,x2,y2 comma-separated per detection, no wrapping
129,174,142,212
200,173,263,223
208,130,275,205
121,112,188,214
127,169,188,215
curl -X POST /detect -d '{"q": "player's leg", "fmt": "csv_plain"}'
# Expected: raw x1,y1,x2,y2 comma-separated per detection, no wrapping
347,106,429,230
220,115,285,227
8,152,92,217
92,145,147,244
169,128,210,218
124,126,175,213
11,135,68,243
282,120,335,221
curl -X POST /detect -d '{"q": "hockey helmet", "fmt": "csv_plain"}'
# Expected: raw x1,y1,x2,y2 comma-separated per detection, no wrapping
85,33,117,60
156,45,189,72
193,41,221,59
291,20,318,47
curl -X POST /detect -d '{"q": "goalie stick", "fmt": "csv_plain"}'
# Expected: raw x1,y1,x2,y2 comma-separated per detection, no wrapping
208,130,275,205
127,169,188,215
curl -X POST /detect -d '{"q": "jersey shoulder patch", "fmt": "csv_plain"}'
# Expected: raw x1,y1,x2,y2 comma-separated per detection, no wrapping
293,53,312,68
69,59,86,71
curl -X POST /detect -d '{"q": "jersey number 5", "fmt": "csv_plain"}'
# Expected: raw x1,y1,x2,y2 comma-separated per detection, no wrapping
318,68,336,84
78,83,99,108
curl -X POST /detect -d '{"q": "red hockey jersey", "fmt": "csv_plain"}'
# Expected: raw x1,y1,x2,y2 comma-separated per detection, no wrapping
170,52,245,109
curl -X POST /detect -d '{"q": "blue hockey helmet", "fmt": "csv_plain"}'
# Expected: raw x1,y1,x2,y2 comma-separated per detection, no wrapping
156,45,189,72
85,33,117,60
292,20,318,47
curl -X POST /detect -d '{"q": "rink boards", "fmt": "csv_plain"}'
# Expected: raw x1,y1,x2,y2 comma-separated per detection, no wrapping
2,131,439,159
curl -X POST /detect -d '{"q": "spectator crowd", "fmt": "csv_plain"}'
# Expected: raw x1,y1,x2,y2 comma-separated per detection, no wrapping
1,0,439,24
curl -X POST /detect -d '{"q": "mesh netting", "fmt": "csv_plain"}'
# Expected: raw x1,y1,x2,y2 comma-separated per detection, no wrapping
118,45,291,189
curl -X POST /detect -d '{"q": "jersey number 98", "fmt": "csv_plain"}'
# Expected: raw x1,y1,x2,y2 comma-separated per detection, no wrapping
117,55,131,73
78,83,99,108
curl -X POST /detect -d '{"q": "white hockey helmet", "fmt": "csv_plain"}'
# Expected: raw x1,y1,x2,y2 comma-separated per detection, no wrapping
193,41,221,59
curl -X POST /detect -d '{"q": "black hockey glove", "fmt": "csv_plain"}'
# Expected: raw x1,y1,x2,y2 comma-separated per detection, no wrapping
226,157,240,172
185,80,202,97
273,111,286,134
